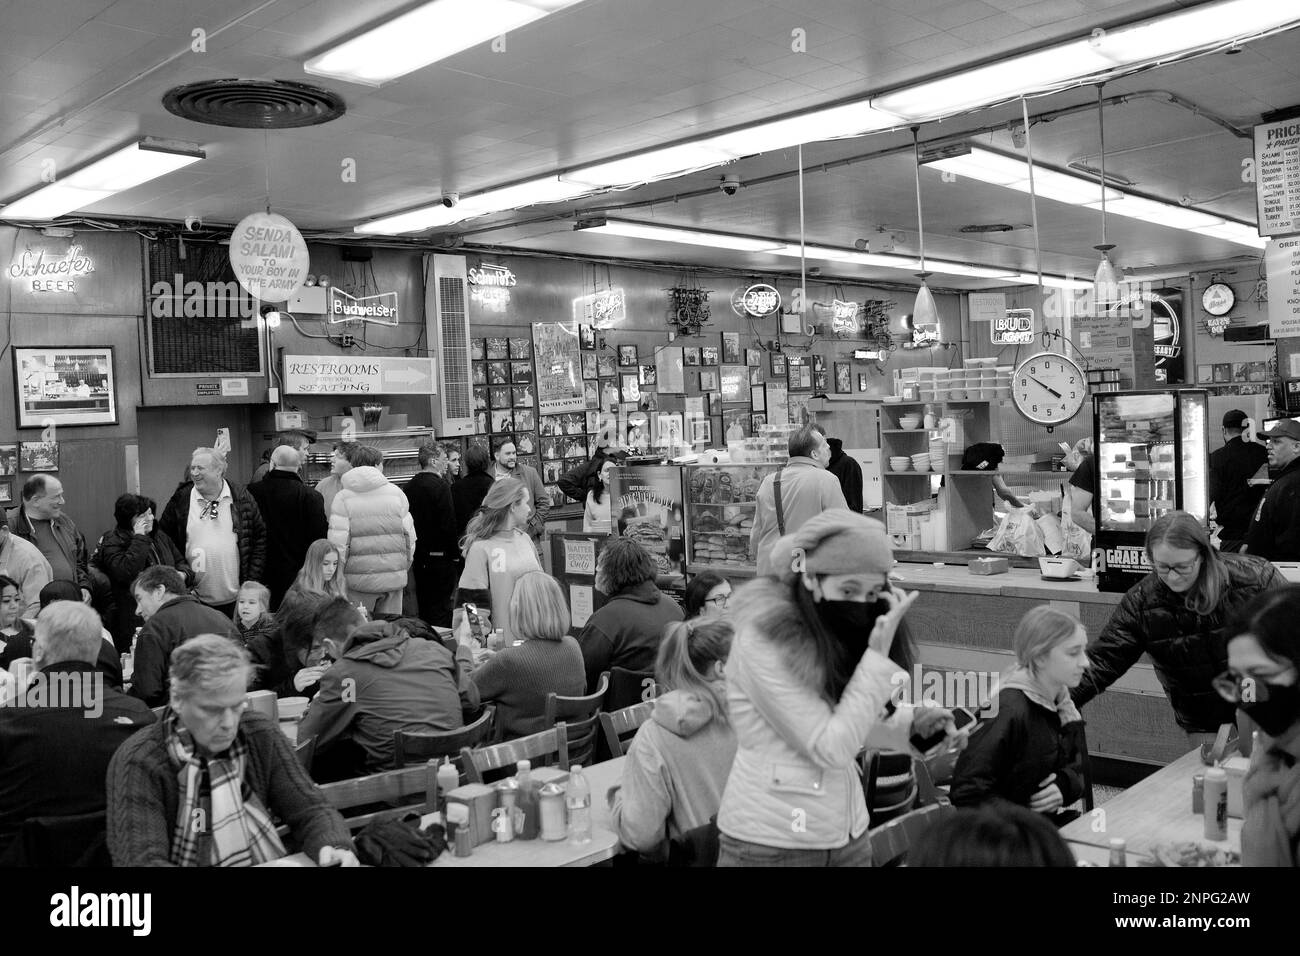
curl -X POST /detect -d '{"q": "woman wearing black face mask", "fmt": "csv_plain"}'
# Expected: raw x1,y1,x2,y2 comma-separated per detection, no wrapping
1220,586,1300,867
716,509,956,867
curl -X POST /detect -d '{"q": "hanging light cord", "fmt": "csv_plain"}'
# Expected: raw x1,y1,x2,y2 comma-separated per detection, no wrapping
1020,97,1047,305
798,144,807,331
911,128,926,273
1097,83,1108,249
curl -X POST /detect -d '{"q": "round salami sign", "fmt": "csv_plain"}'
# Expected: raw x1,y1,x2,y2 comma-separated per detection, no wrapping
228,212,310,303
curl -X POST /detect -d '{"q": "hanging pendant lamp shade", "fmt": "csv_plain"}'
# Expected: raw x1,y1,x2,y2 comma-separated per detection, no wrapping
1091,85,1121,311
909,128,937,334
912,278,939,328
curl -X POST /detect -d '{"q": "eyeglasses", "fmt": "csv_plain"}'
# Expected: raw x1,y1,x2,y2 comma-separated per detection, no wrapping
1151,556,1201,576
1211,670,1294,704
706,594,730,607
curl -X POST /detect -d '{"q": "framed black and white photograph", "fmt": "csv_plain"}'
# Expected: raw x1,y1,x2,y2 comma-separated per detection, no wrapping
0,481,10,504
683,347,700,367
14,346,117,428
515,409,536,432
699,370,718,392
580,353,598,380
621,373,641,404
579,324,597,350
639,364,657,387
512,385,535,408
491,410,515,433
486,337,509,360
749,366,764,386
813,354,827,373
690,419,711,444
858,374,870,392
0,445,15,476
489,386,511,409
834,362,852,394
751,413,767,432
814,371,829,393
515,432,538,456
472,362,487,385
470,339,486,361
721,332,741,365
597,353,617,377
19,441,59,472
746,348,762,367
488,361,510,385
511,361,534,384
700,346,719,366
508,337,531,360
618,345,639,366
769,351,786,376
584,381,599,408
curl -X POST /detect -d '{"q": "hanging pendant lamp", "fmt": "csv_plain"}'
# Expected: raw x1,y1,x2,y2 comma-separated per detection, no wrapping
910,128,938,331
1092,84,1121,310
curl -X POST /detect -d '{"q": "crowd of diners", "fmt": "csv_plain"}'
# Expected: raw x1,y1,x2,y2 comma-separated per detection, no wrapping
0,425,1296,867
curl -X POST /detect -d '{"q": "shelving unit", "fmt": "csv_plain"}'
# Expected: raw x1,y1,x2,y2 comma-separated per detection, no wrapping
683,462,781,575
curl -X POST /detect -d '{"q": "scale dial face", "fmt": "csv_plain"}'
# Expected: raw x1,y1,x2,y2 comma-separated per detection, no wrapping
1012,351,1087,427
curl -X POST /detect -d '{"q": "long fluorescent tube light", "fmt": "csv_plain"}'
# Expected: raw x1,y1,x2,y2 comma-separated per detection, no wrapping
574,219,785,253
874,0,1300,121
563,143,737,189
926,146,1262,249
305,0,587,86
356,175,590,234
770,244,921,270
2,139,204,220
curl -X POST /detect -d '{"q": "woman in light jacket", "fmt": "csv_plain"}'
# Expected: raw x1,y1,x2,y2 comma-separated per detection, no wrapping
716,510,955,867
610,618,737,859
327,445,415,617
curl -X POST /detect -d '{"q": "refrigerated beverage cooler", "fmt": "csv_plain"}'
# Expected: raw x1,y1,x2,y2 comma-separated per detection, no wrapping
1092,389,1208,593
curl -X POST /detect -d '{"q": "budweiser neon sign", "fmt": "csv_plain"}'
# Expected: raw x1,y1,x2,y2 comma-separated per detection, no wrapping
328,287,399,326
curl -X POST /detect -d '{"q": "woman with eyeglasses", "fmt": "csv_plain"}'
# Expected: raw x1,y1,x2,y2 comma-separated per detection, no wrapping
683,571,731,620
1218,586,1300,866
1072,511,1286,745
715,509,956,867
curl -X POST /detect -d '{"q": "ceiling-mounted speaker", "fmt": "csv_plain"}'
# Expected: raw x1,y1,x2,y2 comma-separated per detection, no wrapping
341,247,373,261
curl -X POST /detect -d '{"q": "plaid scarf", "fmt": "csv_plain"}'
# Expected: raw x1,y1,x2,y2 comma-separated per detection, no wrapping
164,710,287,867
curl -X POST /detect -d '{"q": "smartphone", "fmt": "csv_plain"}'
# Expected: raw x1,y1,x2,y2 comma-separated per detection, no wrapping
909,706,979,754
463,603,484,642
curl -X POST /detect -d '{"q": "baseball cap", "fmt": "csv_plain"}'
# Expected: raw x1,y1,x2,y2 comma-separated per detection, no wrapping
1261,419,1300,442
1222,410,1249,429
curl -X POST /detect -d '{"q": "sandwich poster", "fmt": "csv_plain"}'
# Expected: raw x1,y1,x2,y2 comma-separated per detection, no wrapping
608,465,685,586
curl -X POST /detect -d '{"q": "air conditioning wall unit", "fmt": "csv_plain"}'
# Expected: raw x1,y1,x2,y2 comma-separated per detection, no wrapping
425,253,475,435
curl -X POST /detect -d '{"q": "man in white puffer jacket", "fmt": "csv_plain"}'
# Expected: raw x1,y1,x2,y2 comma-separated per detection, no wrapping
327,446,416,616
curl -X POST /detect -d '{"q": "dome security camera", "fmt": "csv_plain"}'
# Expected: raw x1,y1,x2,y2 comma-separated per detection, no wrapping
184,216,202,231
441,193,460,208
720,174,741,197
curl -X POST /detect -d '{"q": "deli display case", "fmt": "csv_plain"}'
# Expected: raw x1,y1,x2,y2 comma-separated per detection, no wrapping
683,463,782,576
1092,389,1208,592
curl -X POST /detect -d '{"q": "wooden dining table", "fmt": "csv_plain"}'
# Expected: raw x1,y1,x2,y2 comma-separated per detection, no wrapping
1060,748,1243,864
263,756,629,868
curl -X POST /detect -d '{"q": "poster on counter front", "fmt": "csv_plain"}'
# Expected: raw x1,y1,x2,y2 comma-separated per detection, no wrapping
531,323,585,414
609,466,685,586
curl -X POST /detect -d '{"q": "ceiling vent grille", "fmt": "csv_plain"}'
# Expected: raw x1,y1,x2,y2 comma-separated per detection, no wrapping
162,79,346,129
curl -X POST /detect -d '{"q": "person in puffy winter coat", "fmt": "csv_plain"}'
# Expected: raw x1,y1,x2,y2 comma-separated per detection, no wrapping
327,446,415,617
1072,511,1286,739
610,618,737,859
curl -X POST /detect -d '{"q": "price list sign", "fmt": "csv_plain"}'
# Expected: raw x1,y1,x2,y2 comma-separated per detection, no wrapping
1254,117,1300,238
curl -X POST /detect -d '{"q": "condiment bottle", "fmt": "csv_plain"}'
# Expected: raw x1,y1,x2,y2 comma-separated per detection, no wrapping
565,765,592,845
436,757,459,816
539,783,566,841
496,778,520,843
1192,773,1205,814
1203,767,1228,841
514,760,540,840
1108,838,1126,867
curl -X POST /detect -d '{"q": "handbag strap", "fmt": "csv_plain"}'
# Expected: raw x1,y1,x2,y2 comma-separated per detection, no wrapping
774,473,787,536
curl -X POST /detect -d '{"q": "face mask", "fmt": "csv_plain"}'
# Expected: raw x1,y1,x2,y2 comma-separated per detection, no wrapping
1238,683,1300,738
814,599,888,667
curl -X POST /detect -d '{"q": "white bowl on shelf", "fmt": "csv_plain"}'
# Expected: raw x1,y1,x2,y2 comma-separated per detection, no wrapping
898,416,921,430
888,459,912,472
910,453,931,470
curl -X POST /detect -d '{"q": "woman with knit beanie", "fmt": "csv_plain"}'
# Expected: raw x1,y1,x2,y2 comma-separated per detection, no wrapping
1220,586,1300,866
716,509,957,866
950,606,1090,826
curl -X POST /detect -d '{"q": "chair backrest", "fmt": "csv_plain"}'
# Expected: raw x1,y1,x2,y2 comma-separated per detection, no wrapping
0,810,109,867
604,666,657,711
460,723,570,785
545,672,608,767
294,735,317,773
598,701,654,759
318,761,438,832
392,706,495,770
868,803,956,867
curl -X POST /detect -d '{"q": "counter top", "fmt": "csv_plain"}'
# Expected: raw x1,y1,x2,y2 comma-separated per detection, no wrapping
891,561,1123,605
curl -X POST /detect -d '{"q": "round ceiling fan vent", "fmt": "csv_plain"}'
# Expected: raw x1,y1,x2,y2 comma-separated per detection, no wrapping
162,79,346,129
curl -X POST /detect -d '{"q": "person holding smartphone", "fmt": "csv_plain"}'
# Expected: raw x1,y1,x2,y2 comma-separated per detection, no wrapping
716,510,955,867
950,606,1090,825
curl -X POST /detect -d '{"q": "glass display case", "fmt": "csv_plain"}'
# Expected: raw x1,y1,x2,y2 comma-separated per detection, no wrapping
683,463,782,576
1092,389,1208,592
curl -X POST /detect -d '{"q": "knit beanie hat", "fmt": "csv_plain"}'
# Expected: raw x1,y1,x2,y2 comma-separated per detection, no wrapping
771,509,894,583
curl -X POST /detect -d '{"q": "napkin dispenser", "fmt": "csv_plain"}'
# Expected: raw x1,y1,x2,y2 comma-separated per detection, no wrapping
245,689,279,722
445,784,496,846
968,557,1009,575
1223,756,1250,819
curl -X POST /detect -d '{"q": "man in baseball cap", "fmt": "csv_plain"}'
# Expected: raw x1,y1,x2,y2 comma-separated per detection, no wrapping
1244,418,1300,560
1209,410,1267,552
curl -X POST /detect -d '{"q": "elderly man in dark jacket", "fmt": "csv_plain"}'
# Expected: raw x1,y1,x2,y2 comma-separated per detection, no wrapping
1244,418,1300,561
249,446,328,610
1071,551,1285,733
158,446,266,616
576,537,683,693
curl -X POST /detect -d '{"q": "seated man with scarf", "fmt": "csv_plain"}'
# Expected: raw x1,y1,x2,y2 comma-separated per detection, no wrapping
107,634,358,867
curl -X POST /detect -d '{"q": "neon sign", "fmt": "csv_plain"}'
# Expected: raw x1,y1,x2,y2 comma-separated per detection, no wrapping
830,299,859,335
468,263,517,287
732,283,781,318
328,287,399,326
991,308,1035,345
573,288,626,328
8,245,95,292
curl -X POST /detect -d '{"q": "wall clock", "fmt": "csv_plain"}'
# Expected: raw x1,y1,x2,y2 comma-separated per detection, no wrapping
1011,351,1087,430
1201,282,1235,317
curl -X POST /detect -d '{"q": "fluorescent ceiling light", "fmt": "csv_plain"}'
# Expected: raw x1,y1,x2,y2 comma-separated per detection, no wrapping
707,103,902,156
1092,0,1300,65
575,219,785,253
1190,220,1267,249
924,260,1022,280
2,139,204,220
1085,194,1223,231
563,143,736,189
356,175,589,234
1007,174,1121,206
1023,274,1096,290
305,0,587,86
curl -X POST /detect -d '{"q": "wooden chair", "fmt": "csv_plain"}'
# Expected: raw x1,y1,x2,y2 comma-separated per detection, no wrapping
294,735,317,773
545,672,608,767
318,761,439,832
868,803,956,867
392,706,495,770
603,666,656,712
598,701,654,759
460,723,570,785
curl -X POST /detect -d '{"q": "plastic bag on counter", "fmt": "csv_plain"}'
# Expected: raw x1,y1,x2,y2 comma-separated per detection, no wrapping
1059,492,1092,561
1035,510,1065,555
987,507,1046,556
